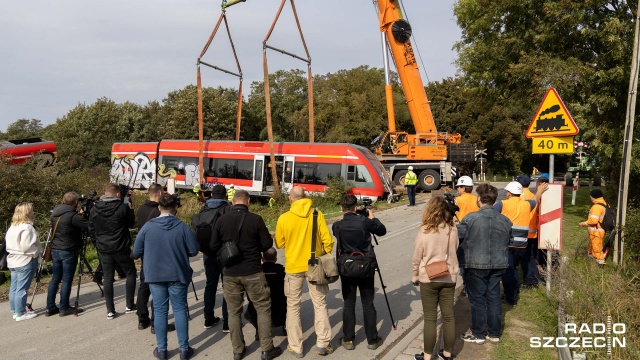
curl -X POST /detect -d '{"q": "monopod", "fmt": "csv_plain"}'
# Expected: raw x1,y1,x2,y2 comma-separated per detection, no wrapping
26,227,52,312
372,235,397,330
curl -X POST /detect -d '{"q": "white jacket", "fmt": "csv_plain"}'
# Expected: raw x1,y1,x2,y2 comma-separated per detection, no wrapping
5,223,41,268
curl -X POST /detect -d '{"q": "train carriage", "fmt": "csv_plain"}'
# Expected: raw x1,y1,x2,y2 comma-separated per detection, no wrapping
111,140,393,203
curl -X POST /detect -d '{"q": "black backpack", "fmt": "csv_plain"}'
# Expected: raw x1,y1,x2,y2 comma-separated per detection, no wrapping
191,207,226,256
595,203,616,231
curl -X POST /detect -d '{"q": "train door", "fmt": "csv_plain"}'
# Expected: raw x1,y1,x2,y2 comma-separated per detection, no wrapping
282,155,294,193
253,155,265,192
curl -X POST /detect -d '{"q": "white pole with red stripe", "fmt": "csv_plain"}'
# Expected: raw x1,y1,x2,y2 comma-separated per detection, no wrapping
539,184,564,294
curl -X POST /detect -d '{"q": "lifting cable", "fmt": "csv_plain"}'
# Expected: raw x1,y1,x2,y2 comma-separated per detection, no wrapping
196,0,245,184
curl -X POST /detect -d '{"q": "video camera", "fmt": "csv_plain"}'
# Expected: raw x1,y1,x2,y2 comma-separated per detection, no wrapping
79,191,98,217
443,193,460,217
355,198,373,217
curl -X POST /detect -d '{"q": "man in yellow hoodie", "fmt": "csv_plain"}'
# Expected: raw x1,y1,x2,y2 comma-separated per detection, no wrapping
580,189,607,265
275,186,334,357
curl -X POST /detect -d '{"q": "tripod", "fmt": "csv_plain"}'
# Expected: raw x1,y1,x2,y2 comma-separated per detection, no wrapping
372,234,397,330
73,232,103,315
26,227,52,312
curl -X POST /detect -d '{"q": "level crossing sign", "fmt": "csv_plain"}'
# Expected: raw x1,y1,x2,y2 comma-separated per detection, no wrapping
538,184,564,250
526,88,579,138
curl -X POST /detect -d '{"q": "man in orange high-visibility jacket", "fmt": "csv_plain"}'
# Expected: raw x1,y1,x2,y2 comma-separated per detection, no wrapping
494,181,547,305
516,175,541,288
580,189,607,265
455,176,479,221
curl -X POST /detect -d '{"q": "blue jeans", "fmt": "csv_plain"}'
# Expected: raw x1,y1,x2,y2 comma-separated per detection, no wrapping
47,249,79,311
9,258,38,315
203,254,227,322
466,268,505,338
406,185,416,205
501,247,526,305
149,282,190,351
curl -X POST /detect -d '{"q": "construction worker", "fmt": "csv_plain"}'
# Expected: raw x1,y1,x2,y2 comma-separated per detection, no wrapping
404,166,418,207
226,184,235,202
516,175,541,288
493,181,546,305
579,189,607,265
455,176,479,221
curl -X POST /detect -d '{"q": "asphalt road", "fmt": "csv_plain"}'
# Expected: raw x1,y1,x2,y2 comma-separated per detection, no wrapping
0,199,432,360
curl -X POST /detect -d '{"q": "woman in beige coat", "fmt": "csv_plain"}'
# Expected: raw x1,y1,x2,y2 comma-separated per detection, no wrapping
411,196,459,360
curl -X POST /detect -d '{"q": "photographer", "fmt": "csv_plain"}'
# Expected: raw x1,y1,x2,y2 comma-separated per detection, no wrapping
332,194,386,351
46,192,89,317
88,183,136,319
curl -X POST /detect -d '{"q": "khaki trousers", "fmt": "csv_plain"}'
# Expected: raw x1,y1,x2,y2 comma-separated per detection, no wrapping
284,272,331,352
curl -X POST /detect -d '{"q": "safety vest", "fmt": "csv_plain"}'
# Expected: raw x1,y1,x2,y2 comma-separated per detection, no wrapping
501,197,532,248
521,188,538,239
405,170,418,186
227,188,236,202
456,193,479,221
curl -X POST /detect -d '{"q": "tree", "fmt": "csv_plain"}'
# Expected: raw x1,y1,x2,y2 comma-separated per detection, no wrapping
3,119,43,140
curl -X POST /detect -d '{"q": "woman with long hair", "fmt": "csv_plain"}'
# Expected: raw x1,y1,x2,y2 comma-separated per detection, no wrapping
5,202,42,321
412,196,459,360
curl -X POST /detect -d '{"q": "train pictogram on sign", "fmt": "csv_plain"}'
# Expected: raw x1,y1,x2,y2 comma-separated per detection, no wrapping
526,88,579,138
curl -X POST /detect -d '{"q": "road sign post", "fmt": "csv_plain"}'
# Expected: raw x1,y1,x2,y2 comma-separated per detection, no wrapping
475,148,487,181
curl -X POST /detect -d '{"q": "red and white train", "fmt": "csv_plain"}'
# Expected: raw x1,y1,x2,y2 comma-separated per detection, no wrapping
111,140,393,203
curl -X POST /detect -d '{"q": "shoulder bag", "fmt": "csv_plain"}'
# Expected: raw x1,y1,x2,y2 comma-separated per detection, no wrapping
0,238,8,271
43,217,62,263
307,209,339,285
335,222,377,278
216,212,246,267
424,225,452,280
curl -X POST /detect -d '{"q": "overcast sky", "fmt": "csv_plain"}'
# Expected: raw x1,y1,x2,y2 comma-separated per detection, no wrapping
0,0,461,132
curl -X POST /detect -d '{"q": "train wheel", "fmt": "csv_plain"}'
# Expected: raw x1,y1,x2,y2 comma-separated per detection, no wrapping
34,154,54,168
418,169,440,191
393,170,408,186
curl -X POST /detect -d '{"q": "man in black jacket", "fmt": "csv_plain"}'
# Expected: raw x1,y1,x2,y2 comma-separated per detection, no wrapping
332,194,387,351
89,183,136,320
211,190,282,360
191,184,230,330
46,191,89,317
135,183,163,331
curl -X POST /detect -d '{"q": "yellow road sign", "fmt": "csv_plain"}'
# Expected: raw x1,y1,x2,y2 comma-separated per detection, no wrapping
526,88,579,138
532,137,575,154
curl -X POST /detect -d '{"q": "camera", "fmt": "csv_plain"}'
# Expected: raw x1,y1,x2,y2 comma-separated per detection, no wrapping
79,191,98,217
355,198,372,217
443,193,460,217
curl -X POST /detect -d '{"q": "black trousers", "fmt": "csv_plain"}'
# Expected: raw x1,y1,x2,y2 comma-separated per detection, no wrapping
136,262,153,322
204,254,227,321
98,250,137,314
341,275,378,343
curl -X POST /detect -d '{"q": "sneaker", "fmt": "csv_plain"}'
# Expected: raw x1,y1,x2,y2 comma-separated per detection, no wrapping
45,307,59,317
15,312,38,321
367,336,383,350
233,347,246,360
487,336,500,344
138,319,151,330
460,331,485,344
341,338,355,350
597,259,606,265
179,346,194,360
414,353,425,360
287,346,304,358
13,313,18,319
153,347,168,360
261,346,283,360
107,312,116,320
316,345,334,356
223,320,230,333
204,316,221,329
437,350,451,360
125,305,137,314
60,307,84,317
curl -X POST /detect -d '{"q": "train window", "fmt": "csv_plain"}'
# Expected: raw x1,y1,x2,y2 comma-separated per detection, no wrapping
205,158,217,177
254,160,263,181
294,162,315,184
162,156,188,175
236,160,253,180
316,163,341,185
217,159,236,178
355,165,373,183
347,165,356,181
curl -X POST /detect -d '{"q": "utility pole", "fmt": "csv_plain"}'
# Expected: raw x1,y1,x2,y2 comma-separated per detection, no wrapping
615,0,640,265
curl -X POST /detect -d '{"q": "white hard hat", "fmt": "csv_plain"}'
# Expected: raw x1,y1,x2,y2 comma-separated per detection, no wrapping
408,166,414,170
456,176,474,187
230,184,234,187
505,181,523,195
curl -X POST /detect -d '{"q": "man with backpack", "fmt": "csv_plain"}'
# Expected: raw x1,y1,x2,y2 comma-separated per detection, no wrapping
191,184,230,330
580,189,612,265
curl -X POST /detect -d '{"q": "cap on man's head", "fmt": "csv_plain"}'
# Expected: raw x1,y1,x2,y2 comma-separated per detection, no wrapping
515,174,531,187
590,189,604,199
211,185,227,199
505,181,523,195
230,184,234,188
408,166,414,170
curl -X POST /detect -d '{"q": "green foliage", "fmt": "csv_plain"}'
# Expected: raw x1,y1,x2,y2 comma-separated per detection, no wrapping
1,119,44,140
